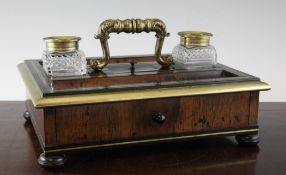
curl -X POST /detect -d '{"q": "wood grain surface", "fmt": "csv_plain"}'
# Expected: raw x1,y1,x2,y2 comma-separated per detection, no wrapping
23,58,259,96
26,92,255,146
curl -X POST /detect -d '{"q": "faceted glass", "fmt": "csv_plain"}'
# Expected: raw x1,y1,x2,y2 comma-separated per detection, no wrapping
172,44,217,69
42,50,87,77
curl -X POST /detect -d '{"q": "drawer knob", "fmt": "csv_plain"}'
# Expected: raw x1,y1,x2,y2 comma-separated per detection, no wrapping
153,113,166,124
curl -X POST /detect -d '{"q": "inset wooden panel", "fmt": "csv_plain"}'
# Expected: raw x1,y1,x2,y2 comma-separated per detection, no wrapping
249,91,259,126
26,100,57,146
175,92,250,132
54,92,252,145
43,108,56,145
26,100,45,143
55,98,179,145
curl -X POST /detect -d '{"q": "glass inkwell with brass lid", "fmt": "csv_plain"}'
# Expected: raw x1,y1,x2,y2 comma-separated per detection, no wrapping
42,36,87,77
172,31,217,69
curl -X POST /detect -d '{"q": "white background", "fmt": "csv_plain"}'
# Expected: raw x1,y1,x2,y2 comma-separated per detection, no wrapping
0,0,285,101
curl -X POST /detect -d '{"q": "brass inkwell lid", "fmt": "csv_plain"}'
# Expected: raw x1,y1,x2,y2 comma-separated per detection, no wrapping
43,36,81,53
179,31,213,48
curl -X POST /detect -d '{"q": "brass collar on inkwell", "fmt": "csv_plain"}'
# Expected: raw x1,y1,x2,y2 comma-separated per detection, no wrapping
179,31,213,48
43,36,81,53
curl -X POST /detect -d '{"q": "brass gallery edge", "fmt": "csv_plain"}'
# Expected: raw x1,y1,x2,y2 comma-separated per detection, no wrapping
18,63,271,108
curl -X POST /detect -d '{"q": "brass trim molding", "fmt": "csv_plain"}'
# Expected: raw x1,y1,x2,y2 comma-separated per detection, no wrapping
36,82,270,108
44,128,259,154
18,63,271,108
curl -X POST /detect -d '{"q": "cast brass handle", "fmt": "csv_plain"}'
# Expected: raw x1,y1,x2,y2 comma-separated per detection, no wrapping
90,18,173,70
153,113,166,124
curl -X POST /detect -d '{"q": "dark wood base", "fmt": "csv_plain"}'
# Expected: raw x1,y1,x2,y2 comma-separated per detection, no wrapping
23,107,260,169
235,134,260,146
37,153,66,169
24,89,261,156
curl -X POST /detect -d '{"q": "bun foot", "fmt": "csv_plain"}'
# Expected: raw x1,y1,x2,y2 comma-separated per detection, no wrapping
235,134,260,146
23,110,31,121
38,153,66,169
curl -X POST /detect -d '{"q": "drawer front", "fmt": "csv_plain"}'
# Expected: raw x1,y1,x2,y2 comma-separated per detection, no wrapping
176,92,250,133
55,98,179,145
54,92,251,145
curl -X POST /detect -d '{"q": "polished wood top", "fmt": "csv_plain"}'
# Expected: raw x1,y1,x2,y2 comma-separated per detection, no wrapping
0,101,285,175
22,56,259,96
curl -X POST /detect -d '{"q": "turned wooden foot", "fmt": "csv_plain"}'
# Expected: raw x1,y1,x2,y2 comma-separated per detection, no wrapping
38,153,66,169
23,110,31,121
235,134,260,146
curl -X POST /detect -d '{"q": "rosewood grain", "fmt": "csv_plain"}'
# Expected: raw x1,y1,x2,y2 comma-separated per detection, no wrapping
26,99,45,143
249,91,259,126
176,92,250,133
54,98,180,145
43,108,57,145
26,99,57,146
26,91,256,147
3,101,286,175
20,55,266,166
52,69,229,90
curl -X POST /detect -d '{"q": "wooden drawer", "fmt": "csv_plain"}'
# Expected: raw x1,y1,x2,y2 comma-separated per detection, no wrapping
175,92,251,132
52,92,252,145
54,98,179,145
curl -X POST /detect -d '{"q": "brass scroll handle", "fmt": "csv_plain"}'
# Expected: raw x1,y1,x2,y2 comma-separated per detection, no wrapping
90,18,173,70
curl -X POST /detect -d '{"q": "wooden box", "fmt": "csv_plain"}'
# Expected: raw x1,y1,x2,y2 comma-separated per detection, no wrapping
18,55,270,168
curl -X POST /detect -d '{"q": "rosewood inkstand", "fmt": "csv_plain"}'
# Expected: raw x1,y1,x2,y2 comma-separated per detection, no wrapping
18,18,270,168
